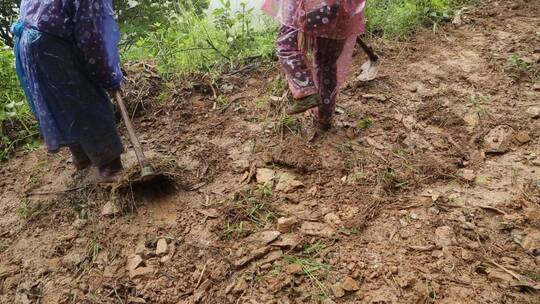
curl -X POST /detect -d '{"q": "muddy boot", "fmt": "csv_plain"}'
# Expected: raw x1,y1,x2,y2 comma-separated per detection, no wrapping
69,145,91,170
98,157,123,183
287,94,322,115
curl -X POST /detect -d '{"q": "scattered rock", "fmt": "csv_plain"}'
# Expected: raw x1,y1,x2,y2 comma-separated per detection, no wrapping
324,213,342,228
245,231,281,246
72,218,87,229
521,228,540,256
234,247,271,267
127,255,144,272
403,133,431,150
62,251,86,268
127,296,147,304
101,201,121,216
271,234,301,249
487,269,514,284
463,112,479,129
156,239,168,256
533,82,540,92
275,172,304,193
256,168,276,184
197,208,219,218
434,226,457,248
331,283,345,298
402,115,417,130
285,264,303,275
129,267,155,279
515,131,531,145
259,250,283,264
300,222,336,238
364,137,385,150
526,106,540,119
362,94,387,102
484,125,513,154
193,279,211,303
458,169,476,182
233,278,249,293
277,217,297,233
341,277,360,291
135,240,150,258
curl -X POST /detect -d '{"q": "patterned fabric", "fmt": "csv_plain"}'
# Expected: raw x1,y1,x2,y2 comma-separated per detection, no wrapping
11,0,124,166
17,0,123,89
265,0,365,124
262,0,366,39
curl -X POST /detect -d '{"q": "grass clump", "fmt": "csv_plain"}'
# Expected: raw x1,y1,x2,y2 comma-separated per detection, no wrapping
366,0,468,37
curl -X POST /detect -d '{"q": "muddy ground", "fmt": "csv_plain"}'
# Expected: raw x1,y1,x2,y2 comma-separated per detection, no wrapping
1,0,539,303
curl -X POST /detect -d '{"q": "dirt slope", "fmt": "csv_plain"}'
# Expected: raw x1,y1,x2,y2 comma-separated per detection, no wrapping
1,0,539,303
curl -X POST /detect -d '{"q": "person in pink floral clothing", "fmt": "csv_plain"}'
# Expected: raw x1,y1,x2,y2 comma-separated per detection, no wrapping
262,0,366,130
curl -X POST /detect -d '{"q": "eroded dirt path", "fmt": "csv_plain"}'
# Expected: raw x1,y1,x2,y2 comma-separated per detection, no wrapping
1,1,539,303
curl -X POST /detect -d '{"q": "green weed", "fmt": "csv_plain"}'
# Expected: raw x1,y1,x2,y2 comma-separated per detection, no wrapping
16,198,47,222
507,53,531,70
1,42,38,160
356,117,374,130
0,242,7,253
87,236,102,264
366,0,465,38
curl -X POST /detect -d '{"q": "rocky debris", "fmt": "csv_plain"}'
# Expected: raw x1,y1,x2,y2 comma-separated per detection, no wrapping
487,269,514,284
271,234,301,249
403,132,432,150
72,218,87,229
101,201,121,216
514,131,531,145
341,277,360,291
161,243,176,263
275,172,304,193
193,279,211,303
234,247,271,267
129,267,155,279
284,263,303,275
484,125,513,154
135,240,151,258
268,274,292,293
362,93,387,102
259,250,283,265
245,231,281,246
127,296,147,304
434,226,457,248
364,137,385,150
458,169,476,182
62,251,86,268
331,283,345,298
526,106,540,119
127,255,144,272
324,213,342,228
521,228,540,256
156,238,168,256
277,217,298,233
233,278,249,293
256,168,276,184
197,208,219,218
300,222,336,238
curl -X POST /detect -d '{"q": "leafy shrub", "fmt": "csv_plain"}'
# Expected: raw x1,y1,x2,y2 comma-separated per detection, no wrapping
0,41,37,160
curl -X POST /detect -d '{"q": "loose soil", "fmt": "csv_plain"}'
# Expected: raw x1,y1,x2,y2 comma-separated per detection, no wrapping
1,1,539,303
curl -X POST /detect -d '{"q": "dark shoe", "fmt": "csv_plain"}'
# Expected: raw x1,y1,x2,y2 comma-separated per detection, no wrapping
287,95,322,115
98,157,123,183
70,146,91,170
